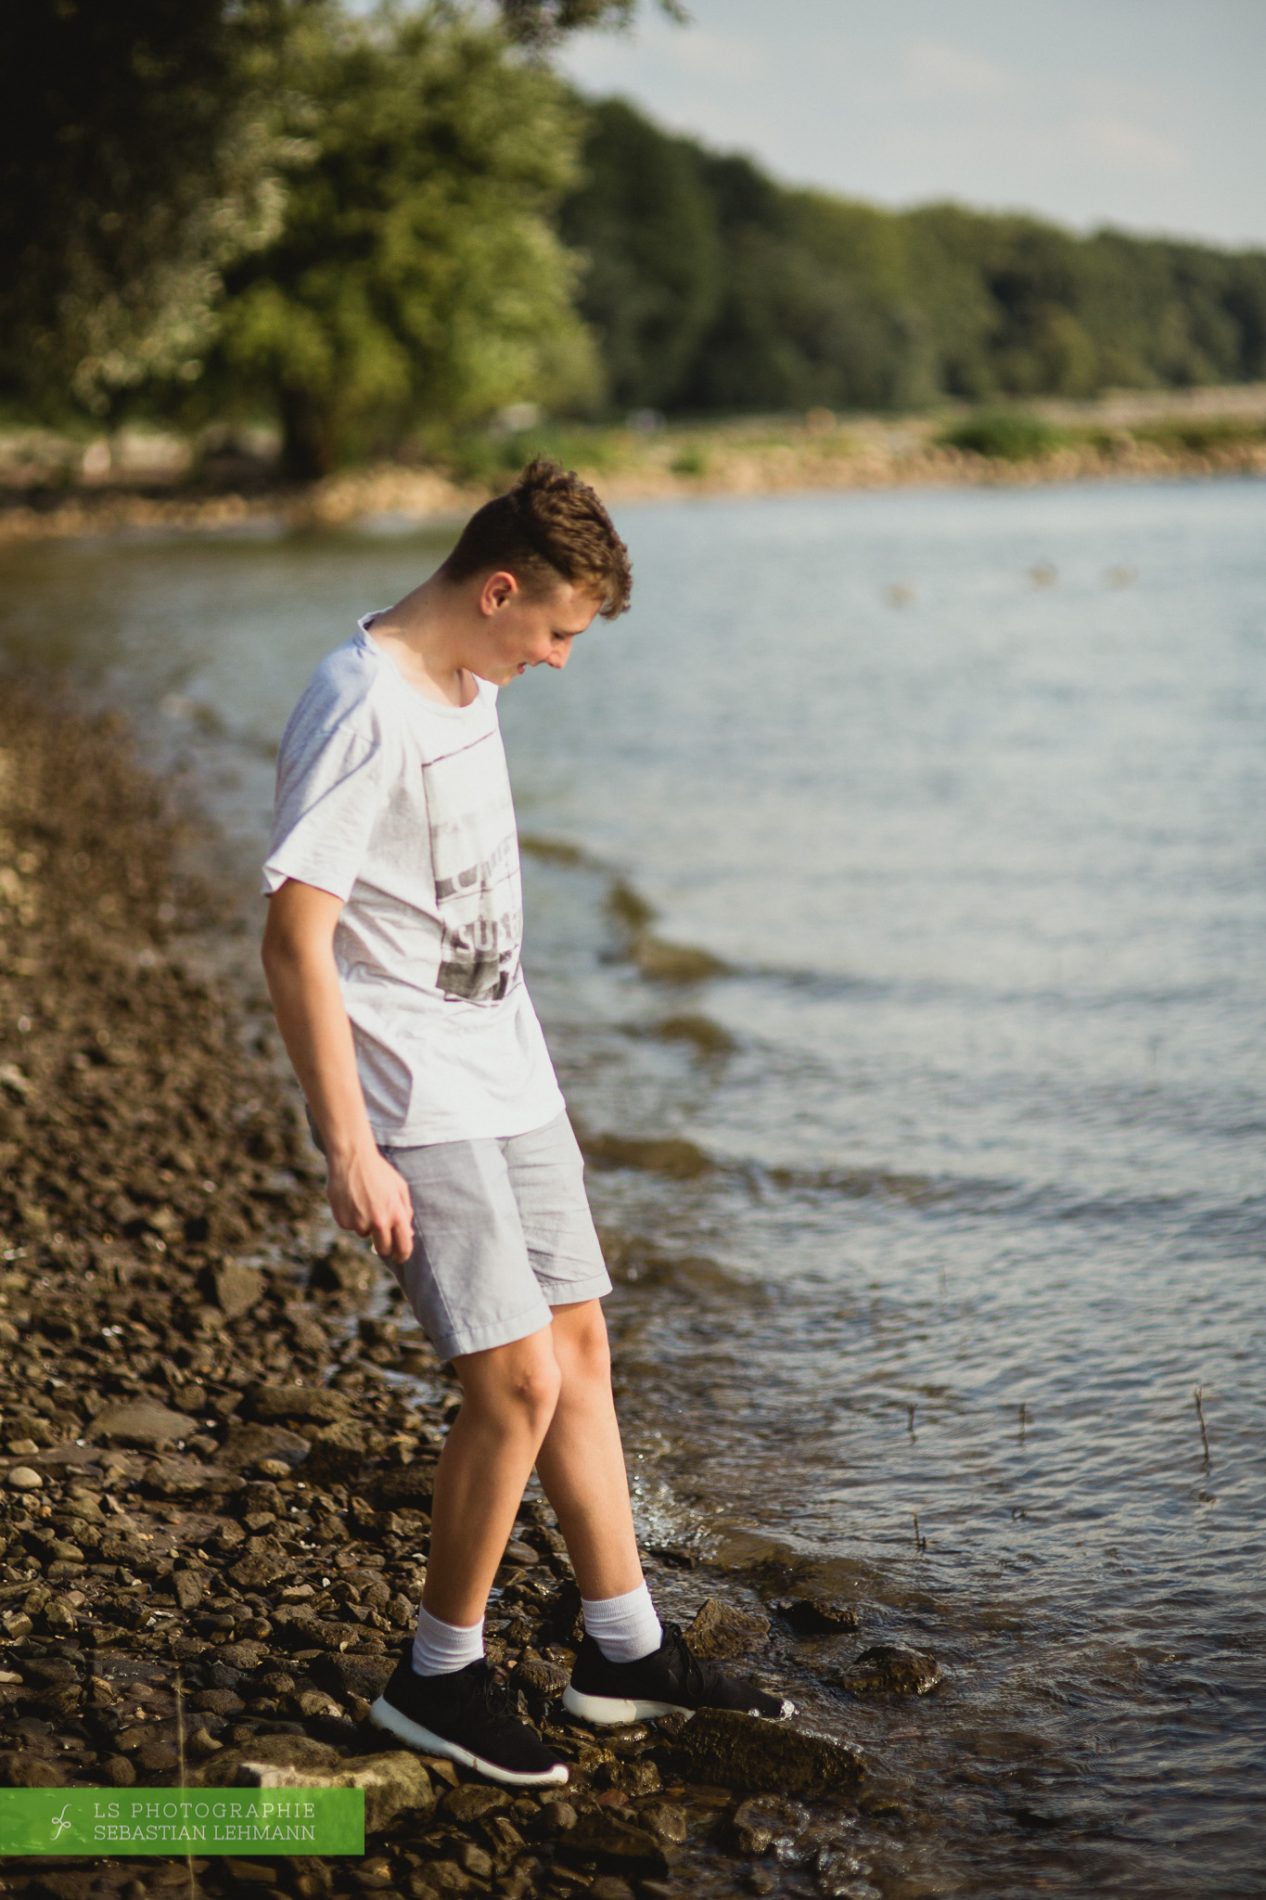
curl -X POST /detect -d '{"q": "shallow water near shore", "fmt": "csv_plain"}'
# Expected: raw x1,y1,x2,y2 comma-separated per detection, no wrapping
3,476,1264,1894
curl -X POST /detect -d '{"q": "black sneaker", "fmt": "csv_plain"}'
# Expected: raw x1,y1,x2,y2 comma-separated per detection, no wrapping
369,1646,568,1787
562,1619,796,1726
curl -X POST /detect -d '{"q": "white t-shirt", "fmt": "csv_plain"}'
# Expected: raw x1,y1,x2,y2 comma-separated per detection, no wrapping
261,614,565,1145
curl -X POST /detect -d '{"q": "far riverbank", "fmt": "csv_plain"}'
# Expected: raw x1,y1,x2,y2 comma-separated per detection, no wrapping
1,384,1263,544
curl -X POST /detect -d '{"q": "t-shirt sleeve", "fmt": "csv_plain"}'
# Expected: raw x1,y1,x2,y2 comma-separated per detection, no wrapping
260,704,388,903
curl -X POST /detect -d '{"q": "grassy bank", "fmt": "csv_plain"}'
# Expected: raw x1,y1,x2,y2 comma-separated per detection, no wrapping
2,385,1264,543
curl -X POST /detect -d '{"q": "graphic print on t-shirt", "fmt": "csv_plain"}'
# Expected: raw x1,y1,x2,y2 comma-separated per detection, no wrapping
425,727,522,1003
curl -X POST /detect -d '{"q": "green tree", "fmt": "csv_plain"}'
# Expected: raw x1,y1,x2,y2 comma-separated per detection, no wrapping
213,6,601,476
497,0,685,46
0,0,308,417
560,98,722,410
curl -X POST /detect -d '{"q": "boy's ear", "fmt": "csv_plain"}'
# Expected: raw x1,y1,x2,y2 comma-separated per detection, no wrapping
479,569,520,615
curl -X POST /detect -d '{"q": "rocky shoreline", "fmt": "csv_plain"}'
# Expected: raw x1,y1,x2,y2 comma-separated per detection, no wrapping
1,409,1263,545
0,683,938,1898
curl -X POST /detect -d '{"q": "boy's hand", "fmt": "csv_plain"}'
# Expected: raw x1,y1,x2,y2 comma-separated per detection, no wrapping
326,1147,415,1265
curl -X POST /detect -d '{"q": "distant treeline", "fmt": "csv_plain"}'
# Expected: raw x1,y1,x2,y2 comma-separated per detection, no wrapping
3,3,1264,480
561,98,1266,417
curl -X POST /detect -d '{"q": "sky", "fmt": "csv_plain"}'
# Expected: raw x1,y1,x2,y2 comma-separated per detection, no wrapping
555,0,1266,250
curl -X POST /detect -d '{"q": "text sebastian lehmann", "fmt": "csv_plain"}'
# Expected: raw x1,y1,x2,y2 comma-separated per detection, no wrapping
91,1796,319,1845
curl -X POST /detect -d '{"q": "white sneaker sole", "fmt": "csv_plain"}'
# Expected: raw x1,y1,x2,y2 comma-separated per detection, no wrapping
562,1686,797,1726
368,1694,569,1786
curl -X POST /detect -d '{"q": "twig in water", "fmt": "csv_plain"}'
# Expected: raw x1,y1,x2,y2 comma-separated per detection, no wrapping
907,1402,917,1436
911,1510,927,1553
1193,1385,1211,1471
1018,1401,1029,1445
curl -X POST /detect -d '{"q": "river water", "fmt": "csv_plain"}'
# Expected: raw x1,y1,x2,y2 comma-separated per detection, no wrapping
2,476,1263,1896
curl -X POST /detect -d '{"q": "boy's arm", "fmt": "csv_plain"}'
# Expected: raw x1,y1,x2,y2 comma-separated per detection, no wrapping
261,877,414,1265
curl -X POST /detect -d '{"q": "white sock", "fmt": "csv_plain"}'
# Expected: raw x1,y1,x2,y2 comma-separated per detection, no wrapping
581,1580,663,1663
411,1604,485,1678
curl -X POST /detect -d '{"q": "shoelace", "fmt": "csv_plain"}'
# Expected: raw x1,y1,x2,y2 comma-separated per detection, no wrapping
470,1663,526,1727
659,1620,708,1701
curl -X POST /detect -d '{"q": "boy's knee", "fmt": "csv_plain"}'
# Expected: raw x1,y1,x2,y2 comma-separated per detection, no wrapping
508,1348,563,1425
553,1300,612,1385
460,1334,562,1435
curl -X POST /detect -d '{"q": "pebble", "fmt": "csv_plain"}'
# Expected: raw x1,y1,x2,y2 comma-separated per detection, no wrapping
6,1465,43,1491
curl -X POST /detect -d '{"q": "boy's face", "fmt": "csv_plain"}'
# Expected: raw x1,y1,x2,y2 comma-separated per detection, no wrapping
474,572,602,687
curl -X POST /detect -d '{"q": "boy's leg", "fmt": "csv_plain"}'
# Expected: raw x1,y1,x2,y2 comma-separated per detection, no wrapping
533,1298,644,1601
539,1298,797,1725
422,1326,562,1627
369,1320,573,1787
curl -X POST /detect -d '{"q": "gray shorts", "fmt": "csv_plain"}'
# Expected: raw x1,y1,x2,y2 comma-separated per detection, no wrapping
308,1108,612,1362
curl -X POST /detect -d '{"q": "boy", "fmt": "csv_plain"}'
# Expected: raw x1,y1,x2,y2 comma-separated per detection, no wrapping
260,459,792,1787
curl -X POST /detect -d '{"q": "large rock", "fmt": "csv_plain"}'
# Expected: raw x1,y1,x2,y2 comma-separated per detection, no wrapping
247,1383,352,1426
832,1643,942,1696
85,1401,200,1449
199,1745,434,1835
557,1811,673,1874
313,1649,396,1703
229,1535,291,1590
725,1793,811,1857
269,1607,357,1653
217,1421,312,1471
141,1453,242,1499
202,1261,263,1319
675,1708,865,1798
371,1465,434,1511
686,1596,771,1659
772,1596,861,1636
305,1419,372,1480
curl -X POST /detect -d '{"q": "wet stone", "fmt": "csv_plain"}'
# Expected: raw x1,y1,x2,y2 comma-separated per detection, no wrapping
218,1422,313,1471
726,1793,811,1856
305,1419,372,1478
295,1689,347,1722
686,1595,772,1659
215,1640,270,1671
542,1799,579,1833
443,1783,513,1822
248,1383,352,1425
229,1536,291,1590
639,1801,689,1844
86,1400,200,1449
313,1649,394,1703
371,1465,434,1511
173,1567,207,1610
204,1261,263,1319
833,1643,942,1696
556,1811,672,1873
773,1596,862,1636
0,1750,67,1785
675,1708,866,1798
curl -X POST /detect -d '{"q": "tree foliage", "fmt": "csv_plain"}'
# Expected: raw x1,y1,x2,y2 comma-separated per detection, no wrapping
496,0,686,50
561,99,720,409
0,0,311,415
563,95,1266,417
0,0,662,429
211,7,600,475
